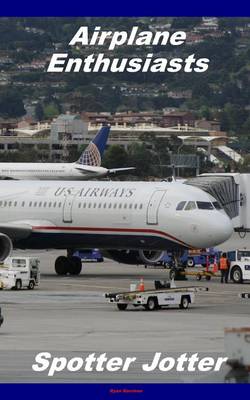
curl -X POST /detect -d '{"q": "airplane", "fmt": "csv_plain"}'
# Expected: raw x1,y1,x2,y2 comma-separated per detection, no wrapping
0,126,134,180
0,179,233,276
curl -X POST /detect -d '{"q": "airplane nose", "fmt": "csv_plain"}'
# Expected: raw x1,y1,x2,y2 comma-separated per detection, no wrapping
206,214,233,246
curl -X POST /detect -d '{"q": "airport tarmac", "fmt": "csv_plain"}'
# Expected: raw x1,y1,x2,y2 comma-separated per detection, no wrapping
0,250,249,383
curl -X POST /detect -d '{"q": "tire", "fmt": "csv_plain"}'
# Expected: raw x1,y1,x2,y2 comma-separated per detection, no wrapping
68,256,82,276
55,256,70,276
196,274,202,281
231,266,243,284
146,297,158,311
187,258,194,268
15,280,22,290
179,296,190,309
98,258,104,263
28,281,35,290
117,303,128,311
205,275,211,281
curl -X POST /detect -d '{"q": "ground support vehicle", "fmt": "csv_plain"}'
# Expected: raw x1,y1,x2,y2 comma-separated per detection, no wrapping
227,250,250,283
73,249,104,262
105,284,208,311
0,257,40,290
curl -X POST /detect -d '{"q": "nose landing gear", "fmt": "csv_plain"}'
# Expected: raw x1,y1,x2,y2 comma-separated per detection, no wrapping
169,251,187,281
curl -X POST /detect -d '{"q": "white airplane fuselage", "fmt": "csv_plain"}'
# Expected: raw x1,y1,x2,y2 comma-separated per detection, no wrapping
0,180,233,252
0,162,108,180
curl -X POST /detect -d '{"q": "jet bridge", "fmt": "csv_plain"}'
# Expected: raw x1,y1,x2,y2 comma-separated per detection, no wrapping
185,173,250,232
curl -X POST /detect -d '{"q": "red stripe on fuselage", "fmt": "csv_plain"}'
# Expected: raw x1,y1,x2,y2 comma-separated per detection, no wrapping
32,226,191,248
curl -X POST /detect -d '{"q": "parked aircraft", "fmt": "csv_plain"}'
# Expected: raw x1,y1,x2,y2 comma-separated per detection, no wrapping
0,180,233,275
0,126,134,180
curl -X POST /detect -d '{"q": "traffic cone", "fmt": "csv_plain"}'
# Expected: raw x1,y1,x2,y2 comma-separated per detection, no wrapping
138,278,145,291
213,256,218,273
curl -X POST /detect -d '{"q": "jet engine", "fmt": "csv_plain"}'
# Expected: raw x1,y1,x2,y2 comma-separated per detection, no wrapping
0,233,13,261
107,249,165,265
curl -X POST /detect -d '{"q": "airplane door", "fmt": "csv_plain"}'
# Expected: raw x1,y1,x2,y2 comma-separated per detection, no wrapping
63,195,75,223
146,190,166,225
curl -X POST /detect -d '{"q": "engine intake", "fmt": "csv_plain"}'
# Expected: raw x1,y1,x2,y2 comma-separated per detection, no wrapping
0,234,13,261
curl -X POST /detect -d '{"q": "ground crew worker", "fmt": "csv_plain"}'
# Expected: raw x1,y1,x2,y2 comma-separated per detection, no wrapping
219,253,230,283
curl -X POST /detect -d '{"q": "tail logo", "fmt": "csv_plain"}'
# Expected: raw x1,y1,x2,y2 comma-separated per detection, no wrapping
78,142,101,166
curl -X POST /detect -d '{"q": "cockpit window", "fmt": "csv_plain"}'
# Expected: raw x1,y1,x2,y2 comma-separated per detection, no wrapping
185,201,197,211
213,201,222,210
197,201,214,210
176,201,186,211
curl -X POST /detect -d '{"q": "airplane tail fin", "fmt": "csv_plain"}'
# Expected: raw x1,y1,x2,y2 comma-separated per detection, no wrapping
77,125,110,166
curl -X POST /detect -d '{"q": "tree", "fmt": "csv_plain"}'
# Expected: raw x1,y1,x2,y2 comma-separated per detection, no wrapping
35,103,44,121
0,89,25,118
102,145,129,169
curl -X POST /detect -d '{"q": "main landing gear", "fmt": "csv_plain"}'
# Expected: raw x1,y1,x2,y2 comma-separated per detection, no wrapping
55,251,82,276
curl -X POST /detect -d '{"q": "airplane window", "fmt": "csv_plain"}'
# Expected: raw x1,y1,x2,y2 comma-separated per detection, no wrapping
93,203,96,208
176,201,186,211
29,202,32,207
88,203,91,208
78,203,81,208
48,202,52,207
39,202,42,207
8,201,12,207
109,203,112,208
58,202,61,208
197,201,214,210
213,201,222,210
14,201,17,207
0,201,2,207
98,203,101,208
119,204,122,209
34,202,37,207
22,201,25,207
4,201,7,207
124,204,127,209
129,204,132,209
103,203,106,209
44,202,47,207
139,204,143,209
185,201,196,211
134,204,137,209
114,203,117,209
53,202,57,208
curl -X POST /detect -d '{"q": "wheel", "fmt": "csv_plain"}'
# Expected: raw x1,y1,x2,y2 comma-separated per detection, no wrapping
231,266,243,283
146,297,157,311
97,258,104,263
117,303,128,311
68,256,82,275
28,281,35,290
196,274,202,281
55,256,70,276
187,258,194,267
15,280,22,290
179,296,189,309
205,275,211,281
169,269,176,280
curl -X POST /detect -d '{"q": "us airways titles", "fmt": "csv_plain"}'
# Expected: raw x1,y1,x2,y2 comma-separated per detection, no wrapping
54,186,136,198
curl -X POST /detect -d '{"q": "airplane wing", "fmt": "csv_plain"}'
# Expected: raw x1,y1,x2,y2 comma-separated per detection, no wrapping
74,164,108,175
0,220,54,240
0,223,32,240
108,167,136,175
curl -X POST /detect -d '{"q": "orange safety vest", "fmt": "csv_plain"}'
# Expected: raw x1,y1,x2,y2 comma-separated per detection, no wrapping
219,257,229,270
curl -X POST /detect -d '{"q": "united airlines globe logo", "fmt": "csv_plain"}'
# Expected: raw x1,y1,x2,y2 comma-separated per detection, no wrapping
79,143,101,166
